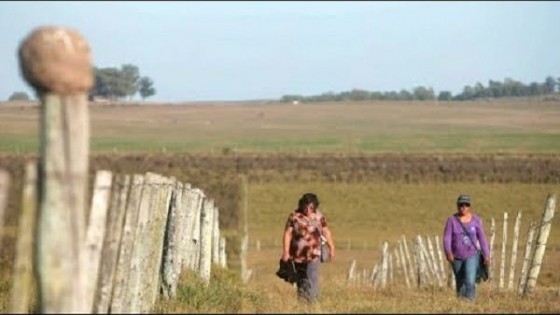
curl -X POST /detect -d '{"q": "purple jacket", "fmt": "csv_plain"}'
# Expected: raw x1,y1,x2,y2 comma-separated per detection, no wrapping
443,213,490,260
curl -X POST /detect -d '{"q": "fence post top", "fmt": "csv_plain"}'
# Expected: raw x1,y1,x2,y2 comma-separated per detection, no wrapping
19,25,93,96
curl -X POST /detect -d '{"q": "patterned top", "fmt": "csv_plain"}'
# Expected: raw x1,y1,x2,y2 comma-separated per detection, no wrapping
443,213,490,260
285,210,327,263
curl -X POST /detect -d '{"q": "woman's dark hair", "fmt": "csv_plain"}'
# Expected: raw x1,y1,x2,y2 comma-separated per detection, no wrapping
297,193,320,212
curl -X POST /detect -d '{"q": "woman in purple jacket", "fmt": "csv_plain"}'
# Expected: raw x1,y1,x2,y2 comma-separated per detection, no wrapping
443,194,490,301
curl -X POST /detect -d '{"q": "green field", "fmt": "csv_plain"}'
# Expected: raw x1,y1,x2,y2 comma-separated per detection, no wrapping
1,98,560,312
1,98,560,154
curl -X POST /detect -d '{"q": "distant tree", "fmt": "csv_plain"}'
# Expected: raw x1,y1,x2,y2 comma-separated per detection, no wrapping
138,76,156,100
8,91,30,101
412,86,435,100
437,91,453,101
544,76,556,94
92,64,145,101
121,64,140,99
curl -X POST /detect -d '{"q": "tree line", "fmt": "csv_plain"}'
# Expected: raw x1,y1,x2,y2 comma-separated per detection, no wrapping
280,76,560,103
7,63,156,102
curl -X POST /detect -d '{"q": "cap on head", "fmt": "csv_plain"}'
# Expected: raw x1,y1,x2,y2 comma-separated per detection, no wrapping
457,194,471,205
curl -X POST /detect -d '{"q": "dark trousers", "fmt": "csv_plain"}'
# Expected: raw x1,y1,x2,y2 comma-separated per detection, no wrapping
294,260,320,303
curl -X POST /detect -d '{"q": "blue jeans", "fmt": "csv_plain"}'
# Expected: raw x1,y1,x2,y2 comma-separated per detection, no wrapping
294,260,320,303
451,253,479,300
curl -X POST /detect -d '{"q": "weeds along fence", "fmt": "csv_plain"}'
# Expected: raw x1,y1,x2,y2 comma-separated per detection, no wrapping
345,194,556,297
1,164,228,313
0,26,228,313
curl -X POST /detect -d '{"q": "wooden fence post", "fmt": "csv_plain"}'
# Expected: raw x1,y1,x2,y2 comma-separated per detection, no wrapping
523,194,556,296
488,217,496,287
93,174,130,313
499,212,508,291
83,170,113,312
434,235,446,283
401,235,415,283
127,172,160,312
199,198,215,285
240,175,252,284
507,211,522,291
183,188,204,271
144,175,174,310
0,169,10,252
219,236,228,268
397,239,410,288
9,162,37,313
110,174,144,313
347,259,357,282
161,181,185,299
19,26,94,313
517,222,536,295
212,205,220,265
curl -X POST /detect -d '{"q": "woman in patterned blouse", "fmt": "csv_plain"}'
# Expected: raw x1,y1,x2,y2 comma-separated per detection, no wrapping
281,193,335,303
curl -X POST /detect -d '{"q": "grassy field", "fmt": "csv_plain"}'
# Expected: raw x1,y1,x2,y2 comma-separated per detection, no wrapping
1,98,560,154
1,98,559,312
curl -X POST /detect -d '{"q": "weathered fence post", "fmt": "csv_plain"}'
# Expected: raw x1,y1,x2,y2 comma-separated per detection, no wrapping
199,198,215,285
219,237,228,268
517,222,536,295
488,217,496,287
161,181,185,299
499,212,508,291
347,259,357,282
94,174,130,313
19,26,94,313
183,188,204,272
434,235,446,283
110,174,144,313
83,170,113,312
401,235,415,283
523,194,556,296
426,235,442,286
145,175,174,310
507,211,521,291
397,239,410,288
212,205,221,265
9,162,37,313
240,175,252,284
127,172,160,312
0,169,10,251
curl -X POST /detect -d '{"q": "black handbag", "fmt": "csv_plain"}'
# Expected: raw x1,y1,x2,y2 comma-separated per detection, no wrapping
454,215,489,283
320,237,330,263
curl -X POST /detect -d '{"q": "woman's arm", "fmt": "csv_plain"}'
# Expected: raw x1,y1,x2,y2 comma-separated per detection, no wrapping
282,225,293,261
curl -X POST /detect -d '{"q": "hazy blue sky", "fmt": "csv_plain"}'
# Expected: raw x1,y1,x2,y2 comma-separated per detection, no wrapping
1,1,559,102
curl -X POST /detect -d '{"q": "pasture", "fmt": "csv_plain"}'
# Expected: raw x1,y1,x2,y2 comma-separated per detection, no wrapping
1,98,560,313
1,98,560,154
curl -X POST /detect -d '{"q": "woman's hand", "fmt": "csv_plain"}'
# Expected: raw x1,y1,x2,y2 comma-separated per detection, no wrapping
446,253,454,263
282,252,291,262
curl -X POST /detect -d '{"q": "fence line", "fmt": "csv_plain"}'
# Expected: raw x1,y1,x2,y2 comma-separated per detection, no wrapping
345,194,556,296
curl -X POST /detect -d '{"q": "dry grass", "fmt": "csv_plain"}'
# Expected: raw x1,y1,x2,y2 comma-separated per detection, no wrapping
1,98,560,312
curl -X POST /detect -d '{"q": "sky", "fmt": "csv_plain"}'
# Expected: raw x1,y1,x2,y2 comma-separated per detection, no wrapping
1,1,560,102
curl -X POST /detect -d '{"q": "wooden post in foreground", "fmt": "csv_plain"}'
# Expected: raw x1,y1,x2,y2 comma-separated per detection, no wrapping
19,26,94,313
0,169,10,250
523,194,556,296
9,162,37,313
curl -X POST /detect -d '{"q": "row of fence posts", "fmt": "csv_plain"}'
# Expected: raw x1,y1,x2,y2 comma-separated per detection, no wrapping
0,26,228,313
346,194,557,297
1,164,227,313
